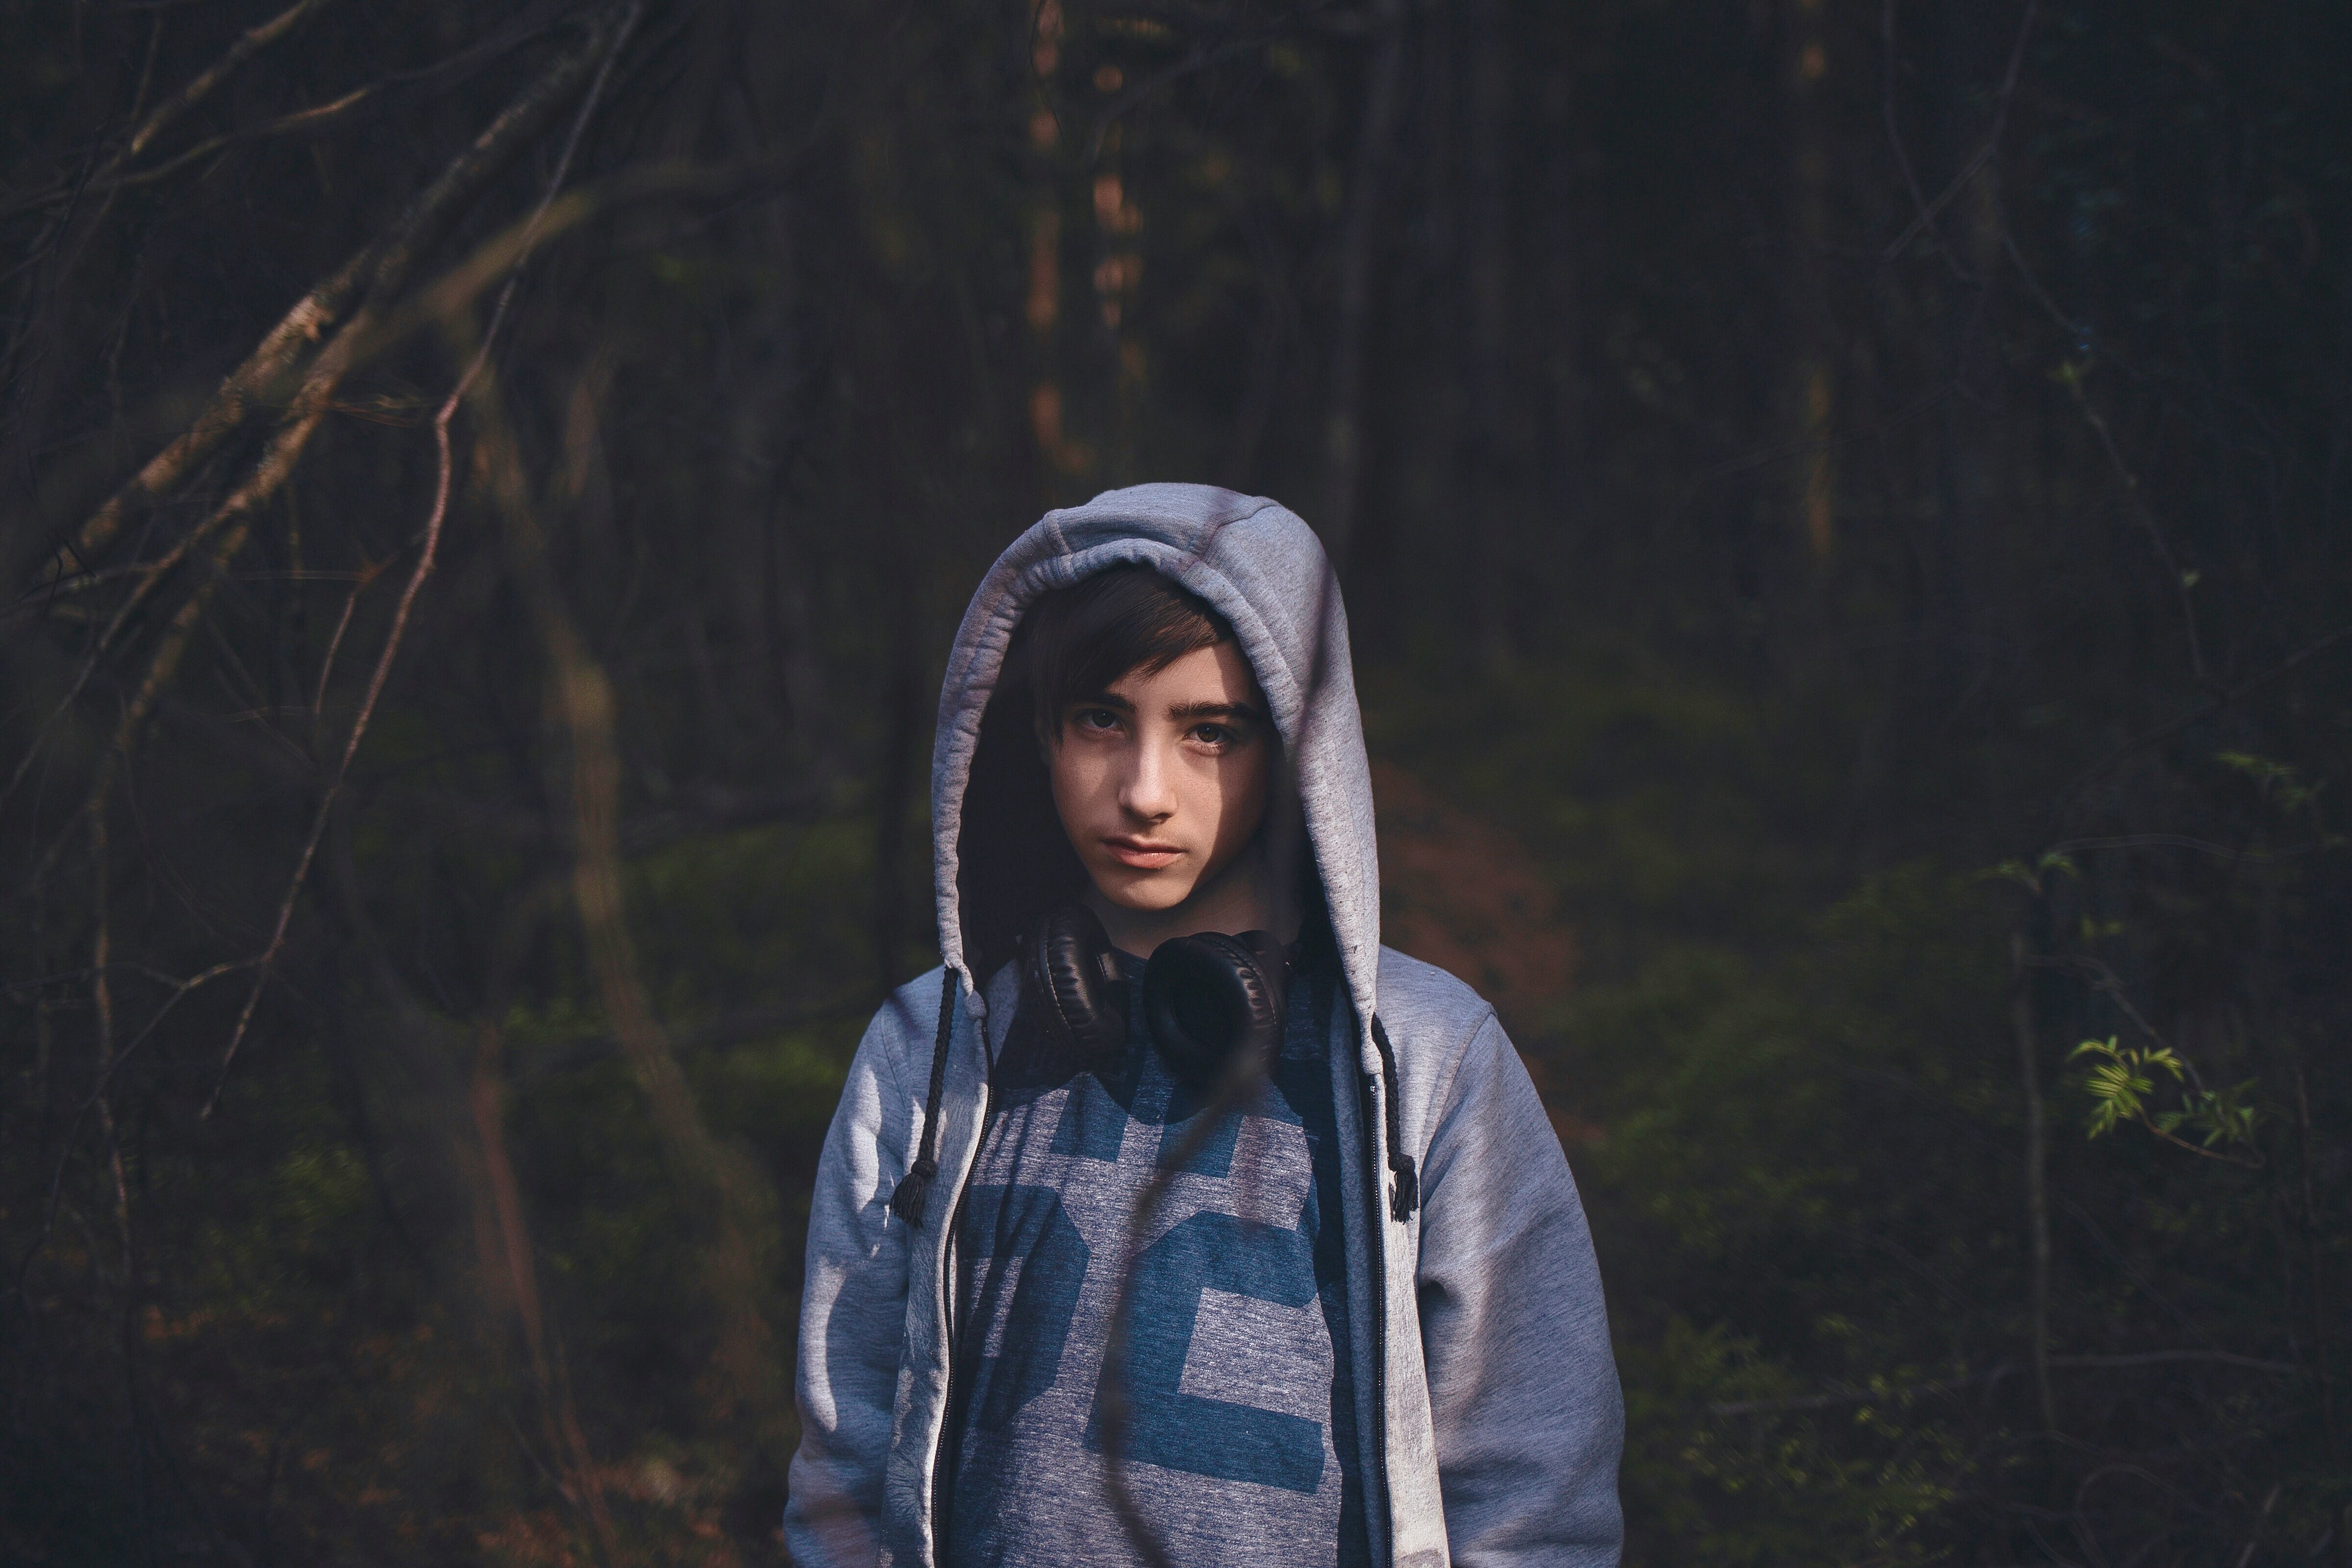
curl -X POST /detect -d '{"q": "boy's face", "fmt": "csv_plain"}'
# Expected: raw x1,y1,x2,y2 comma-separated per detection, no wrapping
1047,639,1275,920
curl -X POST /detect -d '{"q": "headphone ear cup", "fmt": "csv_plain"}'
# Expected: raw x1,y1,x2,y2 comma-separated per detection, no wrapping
1024,904,1127,1072
1141,932,1287,1093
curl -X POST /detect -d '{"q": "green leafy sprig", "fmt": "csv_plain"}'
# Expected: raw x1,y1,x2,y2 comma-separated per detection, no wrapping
2069,1036,2263,1167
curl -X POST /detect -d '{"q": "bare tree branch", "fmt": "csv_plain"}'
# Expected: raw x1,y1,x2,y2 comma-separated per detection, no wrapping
116,0,334,172
5,2,641,825
205,0,640,1114
54,1,635,573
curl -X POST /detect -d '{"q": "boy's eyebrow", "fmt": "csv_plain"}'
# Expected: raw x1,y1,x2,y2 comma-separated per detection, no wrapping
1166,699,1262,722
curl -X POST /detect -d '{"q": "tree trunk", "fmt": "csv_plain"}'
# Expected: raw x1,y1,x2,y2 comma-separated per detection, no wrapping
1320,0,1409,571
1463,0,1513,668
472,356,794,1465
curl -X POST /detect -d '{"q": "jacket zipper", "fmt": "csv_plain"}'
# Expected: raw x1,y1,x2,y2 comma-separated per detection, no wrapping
1360,1061,1393,1565
927,1078,990,1565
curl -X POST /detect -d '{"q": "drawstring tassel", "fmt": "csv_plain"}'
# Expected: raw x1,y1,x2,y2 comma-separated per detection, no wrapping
890,1156,939,1228
890,967,960,1227
1369,1015,1420,1220
1389,1150,1420,1221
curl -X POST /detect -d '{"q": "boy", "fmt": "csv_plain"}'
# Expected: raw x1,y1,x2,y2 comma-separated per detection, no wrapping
786,484,1622,1567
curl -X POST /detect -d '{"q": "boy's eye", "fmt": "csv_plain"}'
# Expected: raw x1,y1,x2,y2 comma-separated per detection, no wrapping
1071,707,1122,734
1188,723,1236,748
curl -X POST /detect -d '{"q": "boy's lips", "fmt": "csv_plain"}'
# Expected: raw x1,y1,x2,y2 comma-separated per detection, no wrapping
1102,835,1183,869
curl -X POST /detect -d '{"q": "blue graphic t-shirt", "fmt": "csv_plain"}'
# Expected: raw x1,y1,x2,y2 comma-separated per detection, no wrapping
942,953,1369,1568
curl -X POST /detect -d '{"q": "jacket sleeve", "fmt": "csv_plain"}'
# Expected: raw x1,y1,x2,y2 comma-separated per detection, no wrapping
785,993,920,1567
1416,1011,1625,1567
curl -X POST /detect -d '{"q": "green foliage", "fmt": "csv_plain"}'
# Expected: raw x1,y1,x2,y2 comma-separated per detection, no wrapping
2069,1034,2167,1136
1622,1320,1964,1568
2069,1036,2263,1160
1564,869,1999,1564
1400,626,2338,1561
1984,850,2080,895
2215,751,2324,815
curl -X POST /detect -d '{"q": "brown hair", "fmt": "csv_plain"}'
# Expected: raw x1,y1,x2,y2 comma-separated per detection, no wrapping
1017,565,1235,745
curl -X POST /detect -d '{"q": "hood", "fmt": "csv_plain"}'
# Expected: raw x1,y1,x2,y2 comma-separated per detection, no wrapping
930,483,1383,1034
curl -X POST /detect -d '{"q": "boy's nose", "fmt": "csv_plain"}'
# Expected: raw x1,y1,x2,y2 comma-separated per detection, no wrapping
1118,736,1178,822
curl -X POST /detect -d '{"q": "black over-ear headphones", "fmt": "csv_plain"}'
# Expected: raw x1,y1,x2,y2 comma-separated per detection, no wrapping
1020,903,1290,1092
895,906,1421,1229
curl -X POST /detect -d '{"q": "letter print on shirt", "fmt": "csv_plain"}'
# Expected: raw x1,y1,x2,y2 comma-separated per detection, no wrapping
943,962,1368,1568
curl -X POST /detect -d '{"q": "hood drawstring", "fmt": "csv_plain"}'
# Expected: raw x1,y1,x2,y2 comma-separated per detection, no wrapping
890,967,959,1227
1370,1014,1421,1221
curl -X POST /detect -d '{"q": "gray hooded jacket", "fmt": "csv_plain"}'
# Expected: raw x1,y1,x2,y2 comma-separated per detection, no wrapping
785,485,1623,1567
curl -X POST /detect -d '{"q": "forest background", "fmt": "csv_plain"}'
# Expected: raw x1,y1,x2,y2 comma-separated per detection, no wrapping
3,0,2346,1563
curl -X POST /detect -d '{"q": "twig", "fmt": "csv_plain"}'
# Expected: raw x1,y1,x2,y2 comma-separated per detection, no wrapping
1705,1350,2302,1416
203,1,640,1116
8,913,251,1303
8,4,644,820
22,953,246,1278
309,560,384,740
2060,365,2211,687
2012,925,2057,1432
101,960,254,1092
104,83,384,193
1,86,382,216
1677,388,1950,492
469,1019,620,1559
27,6,574,213
2042,833,2312,864
90,814,134,1287
358,155,804,365
2129,1112,2263,1169
115,0,332,170
2023,951,2190,1084
2001,223,2093,335
3,557,179,614
1882,0,2039,265
2057,622,2352,810
2236,1483,2280,1568
27,514,260,896
1086,33,1276,164
1879,0,1954,278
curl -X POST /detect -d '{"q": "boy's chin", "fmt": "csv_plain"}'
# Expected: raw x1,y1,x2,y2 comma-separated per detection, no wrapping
1085,869,1201,915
